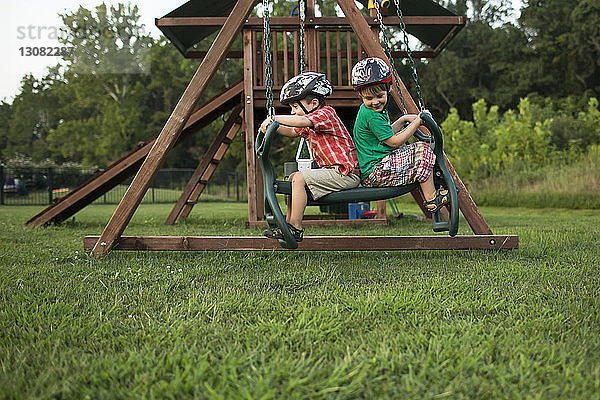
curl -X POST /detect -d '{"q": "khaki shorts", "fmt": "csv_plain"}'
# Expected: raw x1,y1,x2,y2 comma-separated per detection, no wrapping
293,167,360,200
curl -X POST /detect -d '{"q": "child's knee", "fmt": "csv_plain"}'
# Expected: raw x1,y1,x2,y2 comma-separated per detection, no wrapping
290,172,306,186
410,143,435,182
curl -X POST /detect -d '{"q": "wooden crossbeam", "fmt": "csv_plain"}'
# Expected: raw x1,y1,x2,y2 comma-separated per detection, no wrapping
84,235,518,251
156,16,466,28
90,0,259,258
26,81,243,227
165,105,244,225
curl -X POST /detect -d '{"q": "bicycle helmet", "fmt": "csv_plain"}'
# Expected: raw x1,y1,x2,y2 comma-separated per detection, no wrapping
280,72,333,105
351,57,392,90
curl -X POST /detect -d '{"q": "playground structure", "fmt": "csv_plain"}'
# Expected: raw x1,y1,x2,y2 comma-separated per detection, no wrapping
23,0,517,254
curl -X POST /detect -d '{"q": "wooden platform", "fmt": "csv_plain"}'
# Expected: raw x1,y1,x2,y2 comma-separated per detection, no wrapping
84,235,518,252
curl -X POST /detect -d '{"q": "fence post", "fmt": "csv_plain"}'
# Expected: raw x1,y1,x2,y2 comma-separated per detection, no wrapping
235,172,240,201
0,164,4,205
151,178,155,204
227,174,231,199
47,167,54,205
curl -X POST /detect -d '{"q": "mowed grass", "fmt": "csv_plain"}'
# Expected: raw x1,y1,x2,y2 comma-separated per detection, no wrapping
1,203,599,399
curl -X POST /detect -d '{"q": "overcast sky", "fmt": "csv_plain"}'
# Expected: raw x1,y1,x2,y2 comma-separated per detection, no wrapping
1,0,523,103
1,0,184,102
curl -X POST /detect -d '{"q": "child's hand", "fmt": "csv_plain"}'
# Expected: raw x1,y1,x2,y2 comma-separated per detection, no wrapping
260,117,274,133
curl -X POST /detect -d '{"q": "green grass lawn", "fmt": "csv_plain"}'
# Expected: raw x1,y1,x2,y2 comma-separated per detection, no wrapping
1,203,599,399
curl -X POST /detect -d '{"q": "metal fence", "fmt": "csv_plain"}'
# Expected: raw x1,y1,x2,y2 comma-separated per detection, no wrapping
0,165,247,206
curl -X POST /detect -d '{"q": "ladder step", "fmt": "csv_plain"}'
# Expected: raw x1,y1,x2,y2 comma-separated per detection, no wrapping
222,137,233,145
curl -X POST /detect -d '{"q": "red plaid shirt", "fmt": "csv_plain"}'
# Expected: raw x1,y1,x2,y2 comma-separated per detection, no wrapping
295,106,359,176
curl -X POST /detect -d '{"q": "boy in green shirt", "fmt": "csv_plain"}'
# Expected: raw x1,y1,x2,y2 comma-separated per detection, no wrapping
351,57,448,211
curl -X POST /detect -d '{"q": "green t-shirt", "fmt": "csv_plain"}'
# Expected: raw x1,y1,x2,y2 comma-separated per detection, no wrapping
353,104,395,178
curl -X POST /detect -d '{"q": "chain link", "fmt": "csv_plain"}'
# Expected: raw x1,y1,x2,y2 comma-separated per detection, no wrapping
299,0,306,73
392,0,424,110
263,0,274,116
374,1,426,112
374,5,407,114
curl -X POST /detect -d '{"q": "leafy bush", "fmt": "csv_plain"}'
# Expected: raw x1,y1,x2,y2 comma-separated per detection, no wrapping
442,96,599,186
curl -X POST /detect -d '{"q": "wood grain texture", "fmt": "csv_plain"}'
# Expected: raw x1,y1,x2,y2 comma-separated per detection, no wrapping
27,81,243,227
85,235,518,251
165,105,243,225
90,0,259,258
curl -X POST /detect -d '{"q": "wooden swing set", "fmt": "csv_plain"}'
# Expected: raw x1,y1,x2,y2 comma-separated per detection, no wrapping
33,0,518,255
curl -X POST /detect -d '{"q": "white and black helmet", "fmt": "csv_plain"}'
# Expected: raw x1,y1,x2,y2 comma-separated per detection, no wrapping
280,72,333,105
351,57,393,90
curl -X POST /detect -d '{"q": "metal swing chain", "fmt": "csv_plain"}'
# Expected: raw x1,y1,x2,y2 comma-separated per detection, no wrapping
375,3,433,146
374,4,408,114
263,0,274,116
392,0,424,110
299,0,306,73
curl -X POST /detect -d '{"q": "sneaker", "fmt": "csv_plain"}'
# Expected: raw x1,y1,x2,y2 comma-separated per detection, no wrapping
287,224,304,242
263,224,304,242
263,226,283,239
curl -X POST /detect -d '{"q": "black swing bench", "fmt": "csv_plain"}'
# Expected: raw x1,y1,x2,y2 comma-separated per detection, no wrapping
256,112,460,249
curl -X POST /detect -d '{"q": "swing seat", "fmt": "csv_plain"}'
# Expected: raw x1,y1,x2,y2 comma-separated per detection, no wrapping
272,180,418,204
255,113,459,249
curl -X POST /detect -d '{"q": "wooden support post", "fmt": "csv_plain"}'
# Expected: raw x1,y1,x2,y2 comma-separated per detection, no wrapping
336,31,342,85
165,105,244,225
244,29,261,224
283,31,289,82
336,0,492,234
90,0,259,258
293,31,299,75
445,155,492,234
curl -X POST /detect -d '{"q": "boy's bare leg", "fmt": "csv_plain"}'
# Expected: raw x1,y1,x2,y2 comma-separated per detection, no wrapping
285,194,292,222
420,175,436,202
285,172,297,222
289,172,308,230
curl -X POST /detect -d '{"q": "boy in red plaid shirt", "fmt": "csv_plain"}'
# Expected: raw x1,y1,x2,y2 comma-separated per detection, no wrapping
259,72,360,242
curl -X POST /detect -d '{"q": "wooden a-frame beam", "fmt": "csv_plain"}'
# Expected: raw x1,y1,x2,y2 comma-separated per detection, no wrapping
90,0,259,258
336,0,492,235
165,105,244,225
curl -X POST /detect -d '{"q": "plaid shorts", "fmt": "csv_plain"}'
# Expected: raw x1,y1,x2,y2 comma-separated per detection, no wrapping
363,142,435,187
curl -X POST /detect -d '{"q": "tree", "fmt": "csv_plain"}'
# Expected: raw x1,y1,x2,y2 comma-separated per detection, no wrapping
0,101,12,157
59,3,153,103
3,72,61,162
418,0,536,119
46,3,154,166
519,0,600,99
